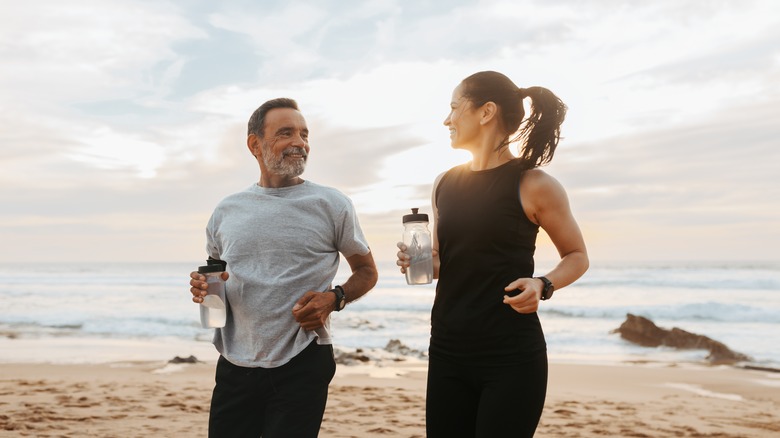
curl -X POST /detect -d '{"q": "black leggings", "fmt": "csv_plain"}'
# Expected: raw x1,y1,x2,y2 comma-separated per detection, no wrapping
426,350,548,438
208,341,335,438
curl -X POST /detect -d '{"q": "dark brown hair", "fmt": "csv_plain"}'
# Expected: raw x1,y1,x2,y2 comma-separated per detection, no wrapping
460,71,567,167
247,97,299,138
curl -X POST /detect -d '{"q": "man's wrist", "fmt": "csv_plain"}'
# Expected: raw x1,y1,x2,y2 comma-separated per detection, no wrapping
330,285,346,311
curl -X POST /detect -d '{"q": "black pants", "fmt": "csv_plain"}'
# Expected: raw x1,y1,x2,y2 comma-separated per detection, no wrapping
426,350,548,438
208,341,336,438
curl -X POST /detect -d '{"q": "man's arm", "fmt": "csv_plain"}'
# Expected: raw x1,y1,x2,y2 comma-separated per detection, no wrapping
292,251,378,331
340,251,378,305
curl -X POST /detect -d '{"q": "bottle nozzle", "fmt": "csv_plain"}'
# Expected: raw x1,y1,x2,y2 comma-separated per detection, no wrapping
403,207,428,223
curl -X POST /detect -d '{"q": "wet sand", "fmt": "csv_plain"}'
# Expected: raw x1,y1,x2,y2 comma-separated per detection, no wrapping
1,358,778,437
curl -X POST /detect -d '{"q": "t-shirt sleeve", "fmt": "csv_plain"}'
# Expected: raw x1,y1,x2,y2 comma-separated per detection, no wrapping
205,213,222,260
334,197,370,258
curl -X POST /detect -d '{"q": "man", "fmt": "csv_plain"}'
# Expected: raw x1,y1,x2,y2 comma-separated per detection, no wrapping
189,97,378,437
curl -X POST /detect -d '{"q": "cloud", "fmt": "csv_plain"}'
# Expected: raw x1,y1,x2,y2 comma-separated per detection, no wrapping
0,0,206,105
0,0,210,186
550,96,780,261
2,0,780,262
304,121,429,190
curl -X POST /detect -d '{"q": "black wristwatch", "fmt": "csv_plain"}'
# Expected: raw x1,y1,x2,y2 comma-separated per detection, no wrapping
330,285,346,311
536,276,555,301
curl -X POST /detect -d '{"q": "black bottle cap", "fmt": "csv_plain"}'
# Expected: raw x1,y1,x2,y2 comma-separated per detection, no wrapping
403,208,429,223
199,259,226,273
207,258,227,269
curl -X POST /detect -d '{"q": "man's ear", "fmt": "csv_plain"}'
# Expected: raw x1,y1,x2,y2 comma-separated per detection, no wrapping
480,102,498,125
247,134,260,157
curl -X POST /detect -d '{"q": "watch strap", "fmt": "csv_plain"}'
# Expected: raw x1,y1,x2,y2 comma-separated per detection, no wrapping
330,285,346,311
537,276,554,301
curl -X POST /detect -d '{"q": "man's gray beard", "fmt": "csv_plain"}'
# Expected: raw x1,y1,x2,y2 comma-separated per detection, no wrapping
262,145,307,178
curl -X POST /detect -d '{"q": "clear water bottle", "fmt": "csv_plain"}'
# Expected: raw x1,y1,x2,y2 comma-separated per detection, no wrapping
198,260,227,328
403,208,433,285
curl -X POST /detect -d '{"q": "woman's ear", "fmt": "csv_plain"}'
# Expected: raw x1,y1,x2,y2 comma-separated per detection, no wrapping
480,102,498,125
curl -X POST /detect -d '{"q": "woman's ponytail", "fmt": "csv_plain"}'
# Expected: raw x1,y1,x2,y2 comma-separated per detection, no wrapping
512,86,567,167
459,72,567,167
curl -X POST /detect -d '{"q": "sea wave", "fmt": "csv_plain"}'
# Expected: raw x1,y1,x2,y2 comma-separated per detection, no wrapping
1,262,779,367
543,301,780,324
577,271,780,290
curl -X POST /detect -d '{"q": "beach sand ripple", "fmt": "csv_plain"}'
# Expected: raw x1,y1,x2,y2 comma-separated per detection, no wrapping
1,361,778,437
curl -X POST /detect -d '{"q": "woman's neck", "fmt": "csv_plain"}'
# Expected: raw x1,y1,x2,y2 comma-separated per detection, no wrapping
469,140,513,171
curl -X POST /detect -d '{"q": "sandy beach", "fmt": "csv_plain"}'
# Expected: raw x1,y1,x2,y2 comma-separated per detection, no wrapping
1,357,778,438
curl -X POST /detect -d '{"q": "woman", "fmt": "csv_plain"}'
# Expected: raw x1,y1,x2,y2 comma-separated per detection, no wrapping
397,71,589,437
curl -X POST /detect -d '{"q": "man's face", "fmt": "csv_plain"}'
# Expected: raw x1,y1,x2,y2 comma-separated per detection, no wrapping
258,107,310,178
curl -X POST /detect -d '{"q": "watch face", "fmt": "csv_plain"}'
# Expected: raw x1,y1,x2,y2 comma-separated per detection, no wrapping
539,277,553,300
333,286,346,311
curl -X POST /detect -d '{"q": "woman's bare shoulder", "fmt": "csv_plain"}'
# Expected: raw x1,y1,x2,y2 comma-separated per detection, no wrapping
520,167,568,207
521,167,561,189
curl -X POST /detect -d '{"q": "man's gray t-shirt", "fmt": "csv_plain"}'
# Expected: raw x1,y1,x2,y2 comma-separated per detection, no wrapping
205,181,370,368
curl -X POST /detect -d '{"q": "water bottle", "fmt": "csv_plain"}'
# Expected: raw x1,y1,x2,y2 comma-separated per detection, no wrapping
198,259,227,328
402,208,433,285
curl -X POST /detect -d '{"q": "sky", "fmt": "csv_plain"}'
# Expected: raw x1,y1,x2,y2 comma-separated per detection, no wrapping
1,0,779,268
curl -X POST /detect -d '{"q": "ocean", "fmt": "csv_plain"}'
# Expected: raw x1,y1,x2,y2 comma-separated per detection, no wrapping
1,261,779,368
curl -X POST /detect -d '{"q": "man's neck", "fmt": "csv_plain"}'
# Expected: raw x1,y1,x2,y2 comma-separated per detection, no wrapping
257,175,304,188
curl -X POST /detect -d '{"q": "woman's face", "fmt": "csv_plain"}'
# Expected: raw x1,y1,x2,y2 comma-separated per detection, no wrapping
443,84,480,149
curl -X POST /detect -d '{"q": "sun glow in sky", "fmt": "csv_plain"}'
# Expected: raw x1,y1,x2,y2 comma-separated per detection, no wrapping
1,0,779,268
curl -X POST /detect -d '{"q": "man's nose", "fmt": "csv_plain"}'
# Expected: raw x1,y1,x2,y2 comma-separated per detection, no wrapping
292,133,306,146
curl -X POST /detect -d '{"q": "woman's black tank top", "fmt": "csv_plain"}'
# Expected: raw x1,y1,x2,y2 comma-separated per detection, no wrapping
431,160,546,364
